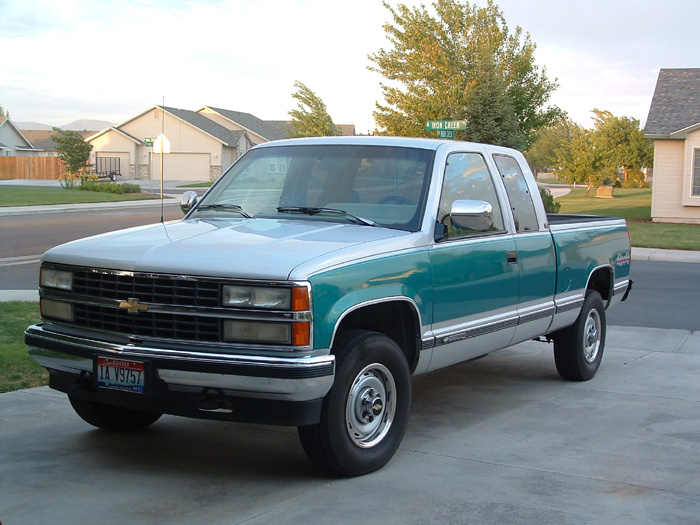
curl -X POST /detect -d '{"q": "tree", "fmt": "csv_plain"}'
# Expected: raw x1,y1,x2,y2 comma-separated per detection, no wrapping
368,0,562,148
52,127,92,188
0,104,9,118
590,109,653,181
525,118,575,173
288,81,342,137
554,124,609,196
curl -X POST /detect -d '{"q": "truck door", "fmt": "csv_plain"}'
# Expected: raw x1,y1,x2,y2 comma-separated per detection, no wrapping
428,152,519,370
493,154,556,344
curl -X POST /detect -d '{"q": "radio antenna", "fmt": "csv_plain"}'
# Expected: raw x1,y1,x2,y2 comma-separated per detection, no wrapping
160,95,165,223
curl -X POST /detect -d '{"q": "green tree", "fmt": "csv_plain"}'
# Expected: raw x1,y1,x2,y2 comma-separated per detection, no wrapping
591,109,654,181
288,81,342,137
525,118,575,173
52,127,92,188
555,124,608,196
368,0,561,148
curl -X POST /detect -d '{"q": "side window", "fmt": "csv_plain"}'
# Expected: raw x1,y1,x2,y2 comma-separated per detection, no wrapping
493,154,539,232
439,153,505,237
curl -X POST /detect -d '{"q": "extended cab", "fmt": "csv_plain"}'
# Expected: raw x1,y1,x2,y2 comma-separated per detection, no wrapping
26,137,632,476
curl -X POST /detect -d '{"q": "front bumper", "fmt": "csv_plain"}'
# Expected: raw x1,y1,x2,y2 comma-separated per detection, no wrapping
25,324,335,426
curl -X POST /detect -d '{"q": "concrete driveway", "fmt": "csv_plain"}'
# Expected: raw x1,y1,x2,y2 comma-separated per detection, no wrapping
2,326,699,524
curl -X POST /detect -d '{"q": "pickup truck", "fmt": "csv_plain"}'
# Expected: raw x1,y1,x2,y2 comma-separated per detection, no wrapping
26,136,632,476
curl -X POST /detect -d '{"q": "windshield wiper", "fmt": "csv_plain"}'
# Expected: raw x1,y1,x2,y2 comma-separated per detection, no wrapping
196,203,252,218
277,206,378,227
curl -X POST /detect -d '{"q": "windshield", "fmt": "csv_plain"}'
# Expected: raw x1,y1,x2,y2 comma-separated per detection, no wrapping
192,144,435,231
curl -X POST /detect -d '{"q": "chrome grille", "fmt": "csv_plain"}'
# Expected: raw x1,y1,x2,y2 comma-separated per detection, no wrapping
72,270,220,307
73,304,220,341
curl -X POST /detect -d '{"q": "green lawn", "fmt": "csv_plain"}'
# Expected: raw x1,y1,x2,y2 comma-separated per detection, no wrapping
0,302,47,393
557,188,700,250
178,182,214,188
1,186,158,207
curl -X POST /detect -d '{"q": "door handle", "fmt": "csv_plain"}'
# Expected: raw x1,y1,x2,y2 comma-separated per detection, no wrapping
507,251,518,265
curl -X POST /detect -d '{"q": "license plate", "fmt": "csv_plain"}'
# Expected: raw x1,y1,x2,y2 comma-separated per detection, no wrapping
96,357,145,393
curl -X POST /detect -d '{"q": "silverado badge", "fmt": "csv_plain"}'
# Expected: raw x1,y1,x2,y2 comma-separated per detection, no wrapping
118,298,148,314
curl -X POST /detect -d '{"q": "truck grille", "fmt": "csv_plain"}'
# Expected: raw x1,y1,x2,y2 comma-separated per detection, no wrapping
73,304,220,342
72,270,220,307
70,269,222,341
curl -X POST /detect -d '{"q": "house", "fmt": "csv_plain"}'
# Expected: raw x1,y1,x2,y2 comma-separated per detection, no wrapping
0,117,41,156
21,130,95,157
644,68,700,224
86,106,254,182
87,105,357,182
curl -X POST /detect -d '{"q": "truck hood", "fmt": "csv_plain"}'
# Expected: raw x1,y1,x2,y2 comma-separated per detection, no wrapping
42,218,412,280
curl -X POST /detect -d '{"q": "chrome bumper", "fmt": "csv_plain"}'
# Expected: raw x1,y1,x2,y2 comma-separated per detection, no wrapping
25,324,335,403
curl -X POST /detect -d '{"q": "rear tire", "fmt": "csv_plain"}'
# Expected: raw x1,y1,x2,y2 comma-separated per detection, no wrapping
68,395,162,431
553,290,606,381
298,330,411,476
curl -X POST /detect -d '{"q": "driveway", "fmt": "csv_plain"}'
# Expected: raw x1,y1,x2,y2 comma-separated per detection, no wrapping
2,326,699,524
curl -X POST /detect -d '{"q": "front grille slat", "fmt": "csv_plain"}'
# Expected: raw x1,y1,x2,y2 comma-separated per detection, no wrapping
70,270,222,341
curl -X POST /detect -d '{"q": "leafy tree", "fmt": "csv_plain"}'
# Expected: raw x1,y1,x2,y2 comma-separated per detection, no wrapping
590,109,653,181
0,104,9,118
52,127,92,189
288,81,342,137
525,118,575,173
554,124,609,196
368,0,562,148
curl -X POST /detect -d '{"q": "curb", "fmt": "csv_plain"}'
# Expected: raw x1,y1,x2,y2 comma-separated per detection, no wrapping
0,196,181,216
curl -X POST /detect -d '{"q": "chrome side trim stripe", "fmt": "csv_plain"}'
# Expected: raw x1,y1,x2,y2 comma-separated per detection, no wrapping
613,280,631,296
554,295,585,314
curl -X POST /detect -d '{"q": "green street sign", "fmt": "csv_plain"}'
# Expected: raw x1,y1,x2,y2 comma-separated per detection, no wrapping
144,137,154,146
437,130,455,139
426,120,466,131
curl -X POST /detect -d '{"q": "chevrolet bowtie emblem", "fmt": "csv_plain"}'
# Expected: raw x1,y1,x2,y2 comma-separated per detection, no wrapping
118,298,149,314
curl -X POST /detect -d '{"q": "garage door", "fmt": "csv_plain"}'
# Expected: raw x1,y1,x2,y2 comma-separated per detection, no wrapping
152,153,210,181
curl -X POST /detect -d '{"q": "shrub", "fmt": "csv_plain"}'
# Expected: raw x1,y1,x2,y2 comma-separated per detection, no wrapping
539,187,561,213
77,181,142,194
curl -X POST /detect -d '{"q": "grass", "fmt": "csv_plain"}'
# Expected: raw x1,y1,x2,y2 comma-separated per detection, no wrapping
1,186,159,207
557,188,700,250
178,182,214,188
0,302,47,393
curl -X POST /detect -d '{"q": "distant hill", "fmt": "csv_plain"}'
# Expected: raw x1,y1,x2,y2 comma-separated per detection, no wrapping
17,118,114,131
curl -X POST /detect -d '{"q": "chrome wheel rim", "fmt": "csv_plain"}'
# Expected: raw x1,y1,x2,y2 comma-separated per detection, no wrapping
346,363,396,448
583,309,602,363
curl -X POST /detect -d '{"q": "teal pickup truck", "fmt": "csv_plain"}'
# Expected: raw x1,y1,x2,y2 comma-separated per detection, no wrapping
26,137,632,476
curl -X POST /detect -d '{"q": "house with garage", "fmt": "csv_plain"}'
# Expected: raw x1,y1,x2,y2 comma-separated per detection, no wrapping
0,117,41,156
644,68,700,224
86,106,254,182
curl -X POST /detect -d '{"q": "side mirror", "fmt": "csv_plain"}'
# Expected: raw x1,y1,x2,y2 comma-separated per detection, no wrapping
450,200,494,231
180,191,198,214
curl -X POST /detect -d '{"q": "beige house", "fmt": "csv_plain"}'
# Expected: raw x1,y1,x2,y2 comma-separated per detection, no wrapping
86,106,254,182
87,105,357,182
644,68,700,224
0,117,41,156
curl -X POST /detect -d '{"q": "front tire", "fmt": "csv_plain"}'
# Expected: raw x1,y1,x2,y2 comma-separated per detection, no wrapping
298,330,411,476
68,395,162,431
553,290,606,381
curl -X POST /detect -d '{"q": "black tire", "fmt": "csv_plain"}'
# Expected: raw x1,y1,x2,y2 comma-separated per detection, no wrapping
68,395,162,431
298,330,411,476
553,290,606,381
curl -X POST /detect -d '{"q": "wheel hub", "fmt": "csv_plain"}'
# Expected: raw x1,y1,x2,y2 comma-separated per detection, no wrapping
583,309,601,363
346,364,396,448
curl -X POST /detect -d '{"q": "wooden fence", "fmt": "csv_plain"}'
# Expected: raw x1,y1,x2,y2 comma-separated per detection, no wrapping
0,157,67,180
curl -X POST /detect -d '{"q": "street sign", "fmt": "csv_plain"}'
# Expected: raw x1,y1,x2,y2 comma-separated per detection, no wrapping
437,130,455,139
144,137,154,146
426,120,466,131
153,133,170,154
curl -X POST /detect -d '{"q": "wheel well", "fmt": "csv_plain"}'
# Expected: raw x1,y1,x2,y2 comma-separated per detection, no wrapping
334,301,420,373
587,267,612,301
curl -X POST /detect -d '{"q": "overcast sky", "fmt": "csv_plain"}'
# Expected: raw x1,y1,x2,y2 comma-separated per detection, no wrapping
1,0,696,133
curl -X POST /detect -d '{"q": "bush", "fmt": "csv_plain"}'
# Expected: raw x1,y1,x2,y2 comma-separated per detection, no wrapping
539,187,561,213
78,181,141,194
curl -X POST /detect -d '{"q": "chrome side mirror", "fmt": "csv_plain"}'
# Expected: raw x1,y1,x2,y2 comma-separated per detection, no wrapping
180,191,198,214
450,200,494,231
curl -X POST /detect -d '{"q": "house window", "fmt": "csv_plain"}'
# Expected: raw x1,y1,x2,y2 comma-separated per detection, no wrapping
694,150,700,196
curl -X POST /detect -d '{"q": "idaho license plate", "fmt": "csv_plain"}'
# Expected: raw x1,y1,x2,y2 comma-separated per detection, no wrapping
96,357,145,393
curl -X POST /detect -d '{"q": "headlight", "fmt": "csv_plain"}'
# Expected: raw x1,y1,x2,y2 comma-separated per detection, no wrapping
223,285,291,309
40,268,73,291
40,299,73,321
223,320,291,344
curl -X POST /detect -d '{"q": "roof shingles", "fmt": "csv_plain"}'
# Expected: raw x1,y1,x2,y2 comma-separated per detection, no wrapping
645,68,700,136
